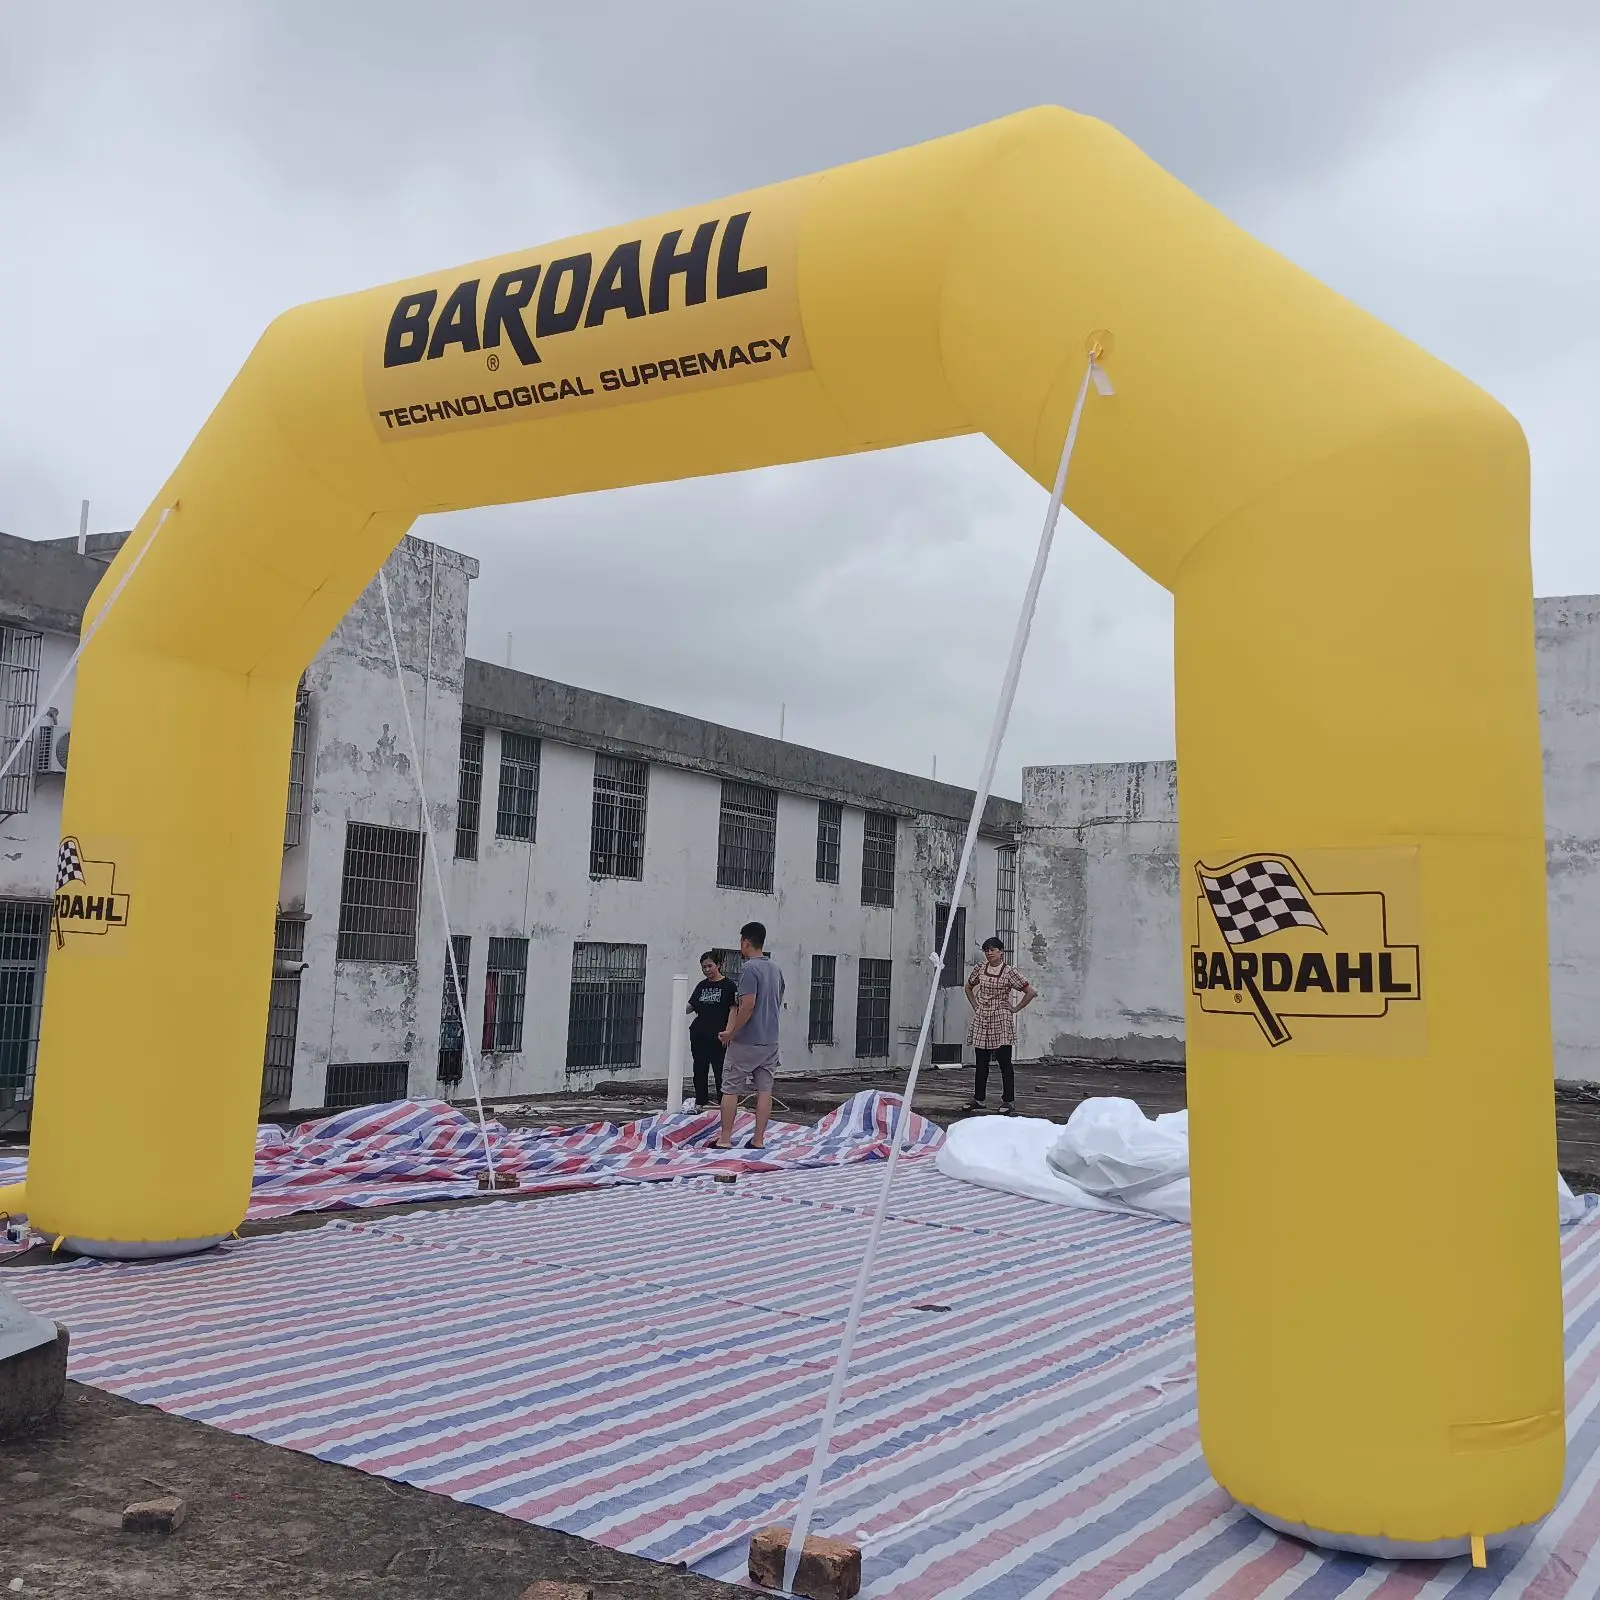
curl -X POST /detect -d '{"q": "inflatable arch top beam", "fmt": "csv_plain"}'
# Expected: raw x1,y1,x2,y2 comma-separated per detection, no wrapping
25,108,1561,1553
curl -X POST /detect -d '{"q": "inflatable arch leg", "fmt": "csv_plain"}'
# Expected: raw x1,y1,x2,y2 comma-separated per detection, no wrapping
26,107,1561,1554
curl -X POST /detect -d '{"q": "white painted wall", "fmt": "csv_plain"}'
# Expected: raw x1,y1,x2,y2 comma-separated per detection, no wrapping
446,746,1007,1096
284,535,477,1108
1539,595,1600,1082
1018,762,1183,1064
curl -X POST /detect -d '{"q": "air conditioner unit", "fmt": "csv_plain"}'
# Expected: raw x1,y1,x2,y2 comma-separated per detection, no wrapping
34,725,69,775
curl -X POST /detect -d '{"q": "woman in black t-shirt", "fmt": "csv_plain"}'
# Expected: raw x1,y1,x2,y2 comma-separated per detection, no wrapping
685,952,738,1107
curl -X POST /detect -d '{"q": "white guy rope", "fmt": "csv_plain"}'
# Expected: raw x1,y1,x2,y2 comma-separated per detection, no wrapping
377,563,498,1183
781,349,1112,1592
0,507,172,795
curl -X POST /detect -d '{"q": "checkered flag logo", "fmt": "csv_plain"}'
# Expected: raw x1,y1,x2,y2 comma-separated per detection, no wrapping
1199,858,1324,946
56,837,84,890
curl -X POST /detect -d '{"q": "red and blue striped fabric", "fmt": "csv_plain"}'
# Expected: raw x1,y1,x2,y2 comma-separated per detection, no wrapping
243,1090,939,1218
0,1092,938,1240
6,1161,1600,1596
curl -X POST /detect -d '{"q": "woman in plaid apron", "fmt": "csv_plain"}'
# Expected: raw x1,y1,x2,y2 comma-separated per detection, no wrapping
963,937,1037,1113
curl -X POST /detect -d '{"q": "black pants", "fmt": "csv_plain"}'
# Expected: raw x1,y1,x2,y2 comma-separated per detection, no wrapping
974,1046,1014,1105
691,1034,726,1105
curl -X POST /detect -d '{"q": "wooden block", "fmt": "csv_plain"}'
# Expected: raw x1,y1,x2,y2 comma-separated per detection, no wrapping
748,1525,861,1599
121,1494,187,1534
477,1170,520,1191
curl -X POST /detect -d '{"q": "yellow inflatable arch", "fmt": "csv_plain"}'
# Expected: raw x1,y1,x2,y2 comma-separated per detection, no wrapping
19,108,1563,1556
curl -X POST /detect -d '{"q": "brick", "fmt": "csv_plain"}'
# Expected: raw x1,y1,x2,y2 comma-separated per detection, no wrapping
121,1494,187,1534
0,1321,68,1440
748,1525,861,1599
517,1584,593,1600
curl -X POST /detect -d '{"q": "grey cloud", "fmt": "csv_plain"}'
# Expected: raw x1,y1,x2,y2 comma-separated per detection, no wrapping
1,1,1595,792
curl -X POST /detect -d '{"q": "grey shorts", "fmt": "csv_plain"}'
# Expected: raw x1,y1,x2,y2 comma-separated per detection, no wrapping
722,1040,779,1096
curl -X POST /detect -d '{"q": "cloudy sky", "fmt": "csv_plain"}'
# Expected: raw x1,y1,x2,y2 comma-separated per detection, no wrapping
2,3,1596,796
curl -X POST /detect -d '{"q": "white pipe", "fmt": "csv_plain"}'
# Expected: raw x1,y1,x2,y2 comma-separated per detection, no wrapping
667,973,689,1112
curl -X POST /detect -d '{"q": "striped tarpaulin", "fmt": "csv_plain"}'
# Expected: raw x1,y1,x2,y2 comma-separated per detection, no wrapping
0,1091,939,1243
5,1162,1600,1596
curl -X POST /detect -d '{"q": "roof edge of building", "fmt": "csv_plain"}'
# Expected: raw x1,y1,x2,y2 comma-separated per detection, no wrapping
462,658,1022,833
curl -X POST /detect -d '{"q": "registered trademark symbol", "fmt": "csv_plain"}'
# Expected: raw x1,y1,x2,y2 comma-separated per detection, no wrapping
485,353,501,372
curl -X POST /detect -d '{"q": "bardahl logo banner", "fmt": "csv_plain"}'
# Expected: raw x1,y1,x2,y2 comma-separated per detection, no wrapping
1187,845,1423,1054
363,186,813,439
53,836,131,948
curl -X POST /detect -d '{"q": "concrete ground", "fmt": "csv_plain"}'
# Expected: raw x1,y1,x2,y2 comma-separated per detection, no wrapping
6,1057,1600,1597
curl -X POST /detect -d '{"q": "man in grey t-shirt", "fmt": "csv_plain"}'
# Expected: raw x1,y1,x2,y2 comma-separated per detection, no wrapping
714,919,785,1151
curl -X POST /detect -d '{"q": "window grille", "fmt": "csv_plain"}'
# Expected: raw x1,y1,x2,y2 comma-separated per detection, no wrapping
711,947,744,984
482,936,528,1054
934,904,968,989
861,812,897,907
495,731,540,841
335,822,423,962
566,942,647,1071
455,725,484,860
995,845,1018,952
0,898,49,1111
262,915,305,1106
324,1060,409,1110
855,957,892,1058
590,755,647,879
815,801,841,884
717,780,777,892
0,629,41,816
439,934,471,1081
808,953,836,1046
284,675,309,849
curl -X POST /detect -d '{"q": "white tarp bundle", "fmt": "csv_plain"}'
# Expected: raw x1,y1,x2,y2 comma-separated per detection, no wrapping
937,1095,1592,1229
936,1098,1190,1224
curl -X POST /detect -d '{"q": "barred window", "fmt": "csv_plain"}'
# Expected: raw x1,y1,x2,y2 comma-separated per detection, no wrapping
324,1060,409,1109
482,936,528,1054
815,801,841,884
808,954,836,1046
855,958,892,1057
0,897,50,1112
567,942,647,1071
861,812,897,908
439,934,471,1082
495,732,540,841
717,780,777,892
711,946,744,984
336,822,422,962
590,755,647,879
934,904,968,988
0,628,41,817
995,845,1018,953
284,675,309,849
262,915,305,1106
455,725,484,860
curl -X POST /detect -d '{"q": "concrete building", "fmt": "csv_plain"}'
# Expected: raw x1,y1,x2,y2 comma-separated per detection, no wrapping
1017,595,1600,1080
6,520,1594,1114
0,529,1019,1121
